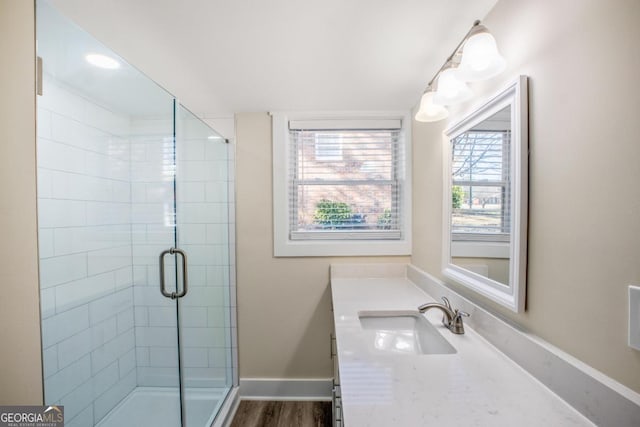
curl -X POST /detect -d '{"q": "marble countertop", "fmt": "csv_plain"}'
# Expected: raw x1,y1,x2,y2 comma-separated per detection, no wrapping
331,268,594,426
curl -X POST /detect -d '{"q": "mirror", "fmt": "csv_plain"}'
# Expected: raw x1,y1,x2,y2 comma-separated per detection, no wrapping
442,76,528,312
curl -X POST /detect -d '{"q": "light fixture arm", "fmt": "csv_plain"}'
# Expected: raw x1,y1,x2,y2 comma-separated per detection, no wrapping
423,20,482,93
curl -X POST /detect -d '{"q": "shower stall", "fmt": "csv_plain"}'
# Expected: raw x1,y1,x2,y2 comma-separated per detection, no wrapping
36,2,237,426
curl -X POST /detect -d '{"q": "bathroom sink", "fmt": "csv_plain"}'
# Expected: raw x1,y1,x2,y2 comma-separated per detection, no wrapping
358,310,456,355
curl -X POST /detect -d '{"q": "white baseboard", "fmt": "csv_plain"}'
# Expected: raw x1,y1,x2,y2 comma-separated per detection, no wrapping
239,378,333,401
407,264,640,427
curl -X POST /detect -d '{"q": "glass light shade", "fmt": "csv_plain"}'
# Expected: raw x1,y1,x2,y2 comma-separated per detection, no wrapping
456,32,506,82
433,68,472,106
415,92,449,122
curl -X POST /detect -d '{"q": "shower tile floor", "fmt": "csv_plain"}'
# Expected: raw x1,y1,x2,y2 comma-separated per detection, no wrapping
97,387,229,427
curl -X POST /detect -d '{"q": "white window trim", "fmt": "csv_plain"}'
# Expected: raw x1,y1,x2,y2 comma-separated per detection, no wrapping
272,111,412,257
451,241,510,259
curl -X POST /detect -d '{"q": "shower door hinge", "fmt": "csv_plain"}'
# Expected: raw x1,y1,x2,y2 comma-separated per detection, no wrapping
36,56,43,96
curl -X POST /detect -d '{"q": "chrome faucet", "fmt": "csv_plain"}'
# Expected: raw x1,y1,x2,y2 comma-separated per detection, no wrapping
418,296,469,335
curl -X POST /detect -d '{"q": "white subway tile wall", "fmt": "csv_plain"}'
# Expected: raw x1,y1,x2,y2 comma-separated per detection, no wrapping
131,113,233,389
38,75,235,426
180,116,235,390
38,75,136,425
129,116,181,390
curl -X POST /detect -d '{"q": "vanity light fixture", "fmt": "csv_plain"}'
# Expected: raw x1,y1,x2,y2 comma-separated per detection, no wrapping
415,20,506,122
456,26,506,82
415,91,449,122
85,53,120,69
432,66,473,106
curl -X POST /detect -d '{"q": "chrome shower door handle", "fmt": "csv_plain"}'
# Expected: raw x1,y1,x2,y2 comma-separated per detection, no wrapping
172,248,188,298
159,248,189,299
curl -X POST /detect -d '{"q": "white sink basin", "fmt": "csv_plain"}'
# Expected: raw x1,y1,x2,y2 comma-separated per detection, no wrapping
358,310,456,355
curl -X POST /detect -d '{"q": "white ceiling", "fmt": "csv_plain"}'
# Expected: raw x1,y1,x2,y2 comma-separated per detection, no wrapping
47,0,498,115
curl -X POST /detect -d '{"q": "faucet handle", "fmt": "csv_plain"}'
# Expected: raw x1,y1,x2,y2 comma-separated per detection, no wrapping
441,296,452,309
449,309,470,334
440,297,452,326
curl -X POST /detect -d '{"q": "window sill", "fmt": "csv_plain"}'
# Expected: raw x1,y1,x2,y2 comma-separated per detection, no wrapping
274,238,411,257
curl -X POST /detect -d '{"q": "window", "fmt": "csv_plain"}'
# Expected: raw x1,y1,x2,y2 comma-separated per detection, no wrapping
451,129,510,243
290,127,401,239
272,113,411,256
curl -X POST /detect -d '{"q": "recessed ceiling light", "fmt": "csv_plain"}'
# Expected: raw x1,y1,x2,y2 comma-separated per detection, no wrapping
85,53,120,69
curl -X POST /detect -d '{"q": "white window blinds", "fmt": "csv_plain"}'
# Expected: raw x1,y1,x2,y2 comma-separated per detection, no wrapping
288,119,404,240
451,129,511,242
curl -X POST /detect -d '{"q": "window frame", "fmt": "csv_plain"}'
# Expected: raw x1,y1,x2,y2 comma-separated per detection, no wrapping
272,111,412,257
451,129,511,243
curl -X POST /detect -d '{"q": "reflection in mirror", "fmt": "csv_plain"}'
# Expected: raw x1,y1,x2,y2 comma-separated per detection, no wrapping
450,105,511,286
442,76,528,312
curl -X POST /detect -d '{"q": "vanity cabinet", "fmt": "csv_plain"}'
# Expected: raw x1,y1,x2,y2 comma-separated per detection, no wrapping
331,331,342,427
331,296,343,426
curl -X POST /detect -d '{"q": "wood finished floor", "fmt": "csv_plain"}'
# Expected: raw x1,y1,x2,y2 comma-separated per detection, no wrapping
230,400,332,427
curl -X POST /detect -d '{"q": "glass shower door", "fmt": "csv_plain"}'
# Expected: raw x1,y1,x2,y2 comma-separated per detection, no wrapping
136,102,232,426
37,1,184,425
36,2,234,425
130,99,183,425
174,105,233,426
